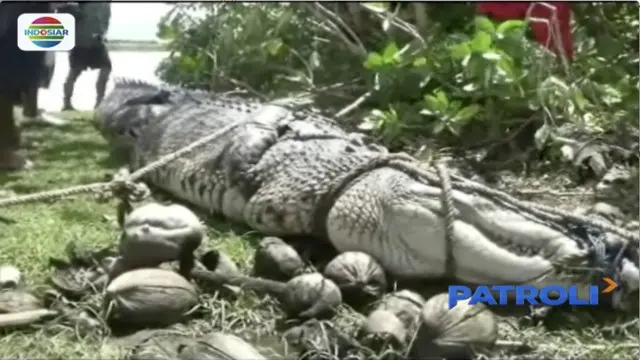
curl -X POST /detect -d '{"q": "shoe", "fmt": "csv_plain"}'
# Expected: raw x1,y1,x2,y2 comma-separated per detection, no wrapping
62,104,76,112
0,151,33,172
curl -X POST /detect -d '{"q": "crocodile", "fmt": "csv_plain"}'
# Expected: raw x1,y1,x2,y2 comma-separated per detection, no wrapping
95,78,640,312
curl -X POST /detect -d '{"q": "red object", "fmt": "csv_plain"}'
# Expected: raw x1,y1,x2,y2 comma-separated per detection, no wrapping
477,2,573,61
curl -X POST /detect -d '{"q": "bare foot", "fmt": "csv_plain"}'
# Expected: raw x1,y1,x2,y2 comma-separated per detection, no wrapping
0,151,33,172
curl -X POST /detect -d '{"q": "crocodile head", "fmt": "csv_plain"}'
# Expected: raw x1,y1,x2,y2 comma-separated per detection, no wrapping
95,78,194,159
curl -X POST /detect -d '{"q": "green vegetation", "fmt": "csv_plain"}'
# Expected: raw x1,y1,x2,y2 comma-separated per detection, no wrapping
156,3,638,167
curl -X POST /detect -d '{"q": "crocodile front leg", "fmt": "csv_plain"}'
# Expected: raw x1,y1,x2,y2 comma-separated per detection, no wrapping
326,168,593,293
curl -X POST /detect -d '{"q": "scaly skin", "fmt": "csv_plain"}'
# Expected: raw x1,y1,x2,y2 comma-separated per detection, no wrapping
98,78,640,311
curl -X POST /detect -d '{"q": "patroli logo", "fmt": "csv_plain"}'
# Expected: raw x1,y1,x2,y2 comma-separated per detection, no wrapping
448,277,618,309
17,13,75,51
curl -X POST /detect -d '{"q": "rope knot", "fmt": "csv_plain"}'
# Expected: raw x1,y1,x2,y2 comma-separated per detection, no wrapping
109,168,150,203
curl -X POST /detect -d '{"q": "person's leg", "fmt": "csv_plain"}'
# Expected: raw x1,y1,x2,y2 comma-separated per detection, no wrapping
95,45,112,108
62,49,83,111
0,93,30,170
21,85,38,118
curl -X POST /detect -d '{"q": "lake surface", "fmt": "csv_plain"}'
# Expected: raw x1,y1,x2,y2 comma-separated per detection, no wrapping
39,51,170,112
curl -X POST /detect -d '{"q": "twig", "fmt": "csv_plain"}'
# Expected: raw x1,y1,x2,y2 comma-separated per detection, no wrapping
226,78,269,101
335,90,373,118
304,3,366,57
312,2,367,55
360,3,426,47
513,189,593,197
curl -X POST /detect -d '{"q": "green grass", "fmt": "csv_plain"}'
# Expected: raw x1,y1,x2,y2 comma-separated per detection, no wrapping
0,112,636,358
0,112,283,358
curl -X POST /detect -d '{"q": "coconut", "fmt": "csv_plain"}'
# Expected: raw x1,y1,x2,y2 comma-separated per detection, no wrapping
280,273,342,319
128,333,194,360
253,237,305,281
360,309,407,347
0,290,43,313
105,268,198,328
377,290,424,332
179,333,266,360
200,249,241,276
323,251,387,308
283,319,363,359
191,270,342,319
0,265,21,288
360,290,425,348
409,292,498,359
118,202,204,277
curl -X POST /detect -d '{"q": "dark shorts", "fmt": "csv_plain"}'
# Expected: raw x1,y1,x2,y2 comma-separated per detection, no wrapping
69,42,112,71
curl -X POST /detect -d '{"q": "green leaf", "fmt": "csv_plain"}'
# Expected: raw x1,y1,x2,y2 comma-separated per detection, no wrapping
434,90,449,109
358,118,380,131
382,41,399,63
453,104,482,122
497,56,517,80
424,95,439,111
432,121,446,135
474,16,496,34
263,38,283,56
470,31,492,52
496,20,527,35
363,52,383,69
481,51,502,61
413,57,427,67
446,122,463,136
449,43,471,59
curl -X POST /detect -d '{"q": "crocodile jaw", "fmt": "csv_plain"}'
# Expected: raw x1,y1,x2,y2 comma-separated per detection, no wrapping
327,168,600,296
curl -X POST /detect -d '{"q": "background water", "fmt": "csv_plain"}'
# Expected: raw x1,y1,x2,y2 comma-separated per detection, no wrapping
38,50,169,112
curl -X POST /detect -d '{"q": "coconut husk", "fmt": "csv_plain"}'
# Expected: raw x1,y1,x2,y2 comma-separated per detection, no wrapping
0,265,21,288
360,309,407,347
48,242,117,299
0,290,43,313
179,333,266,360
105,268,198,329
280,273,342,319
409,293,498,360
253,237,305,281
126,333,196,360
323,251,387,309
283,319,365,360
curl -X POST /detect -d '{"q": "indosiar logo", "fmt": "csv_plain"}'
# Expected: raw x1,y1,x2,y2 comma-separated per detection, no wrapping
17,13,76,51
448,277,618,309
